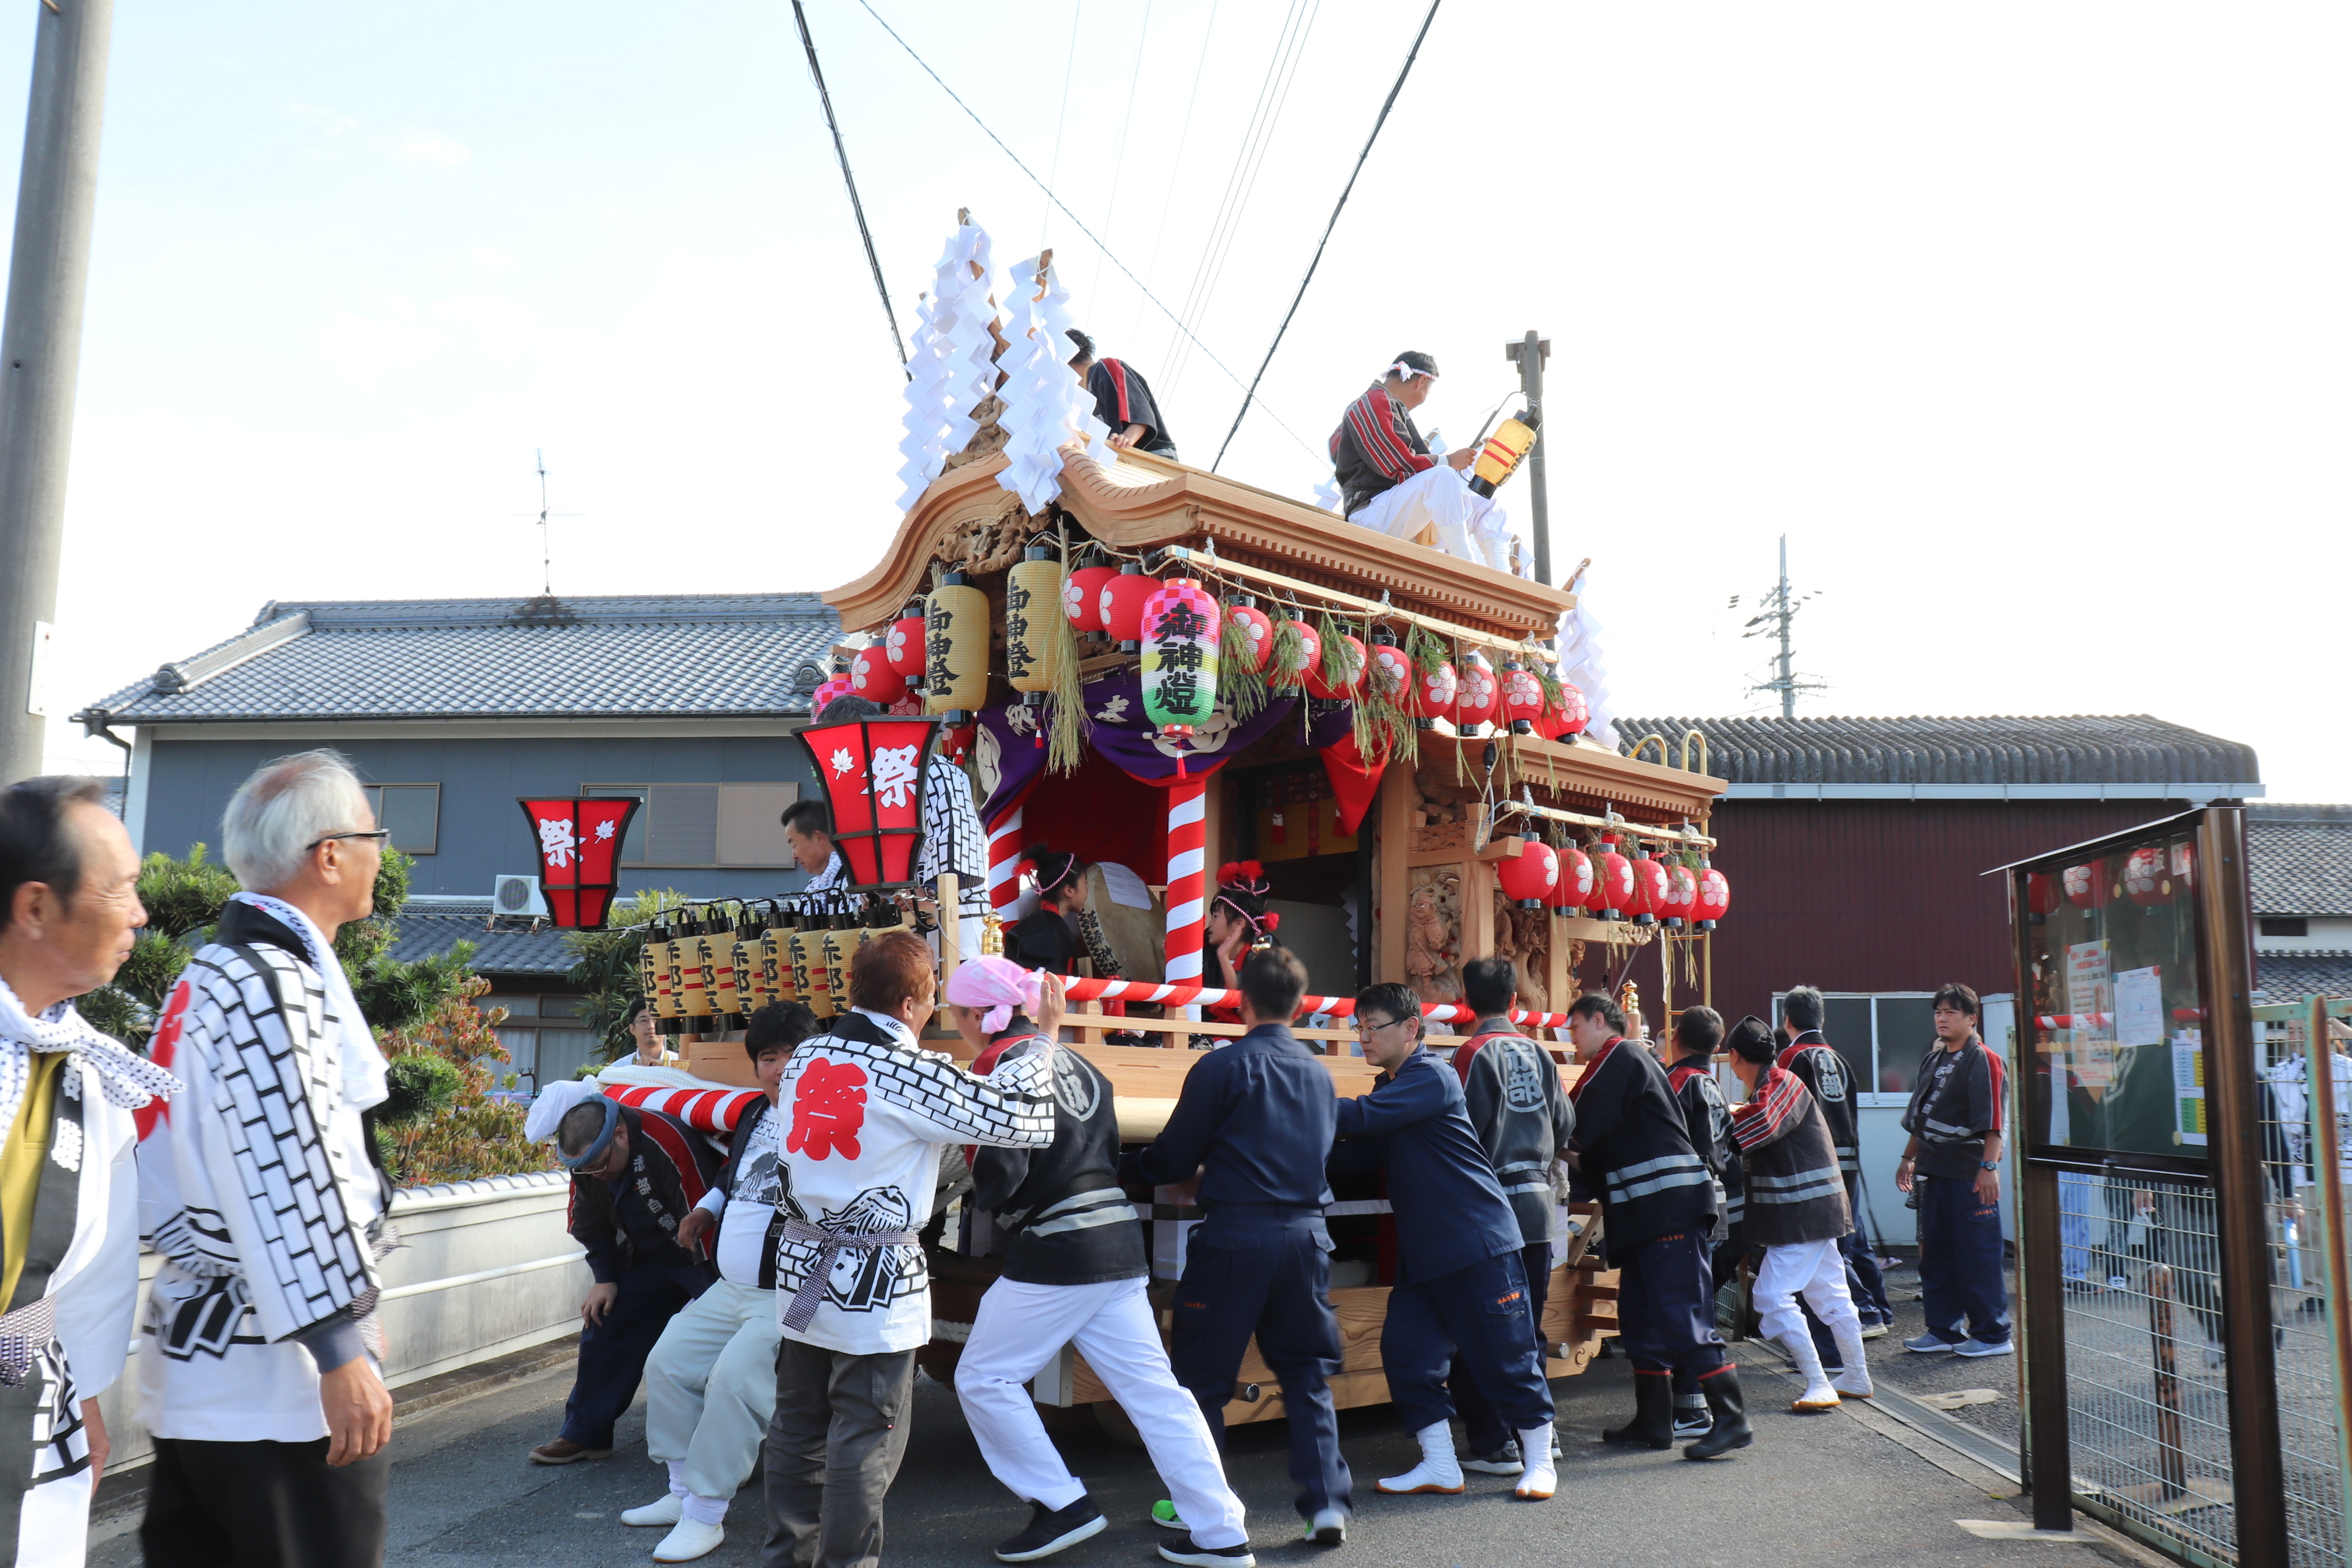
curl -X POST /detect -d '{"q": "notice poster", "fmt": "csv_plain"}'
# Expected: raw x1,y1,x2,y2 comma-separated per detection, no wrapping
2171,1030,2208,1147
2066,940,2116,1089
2115,965,2164,1048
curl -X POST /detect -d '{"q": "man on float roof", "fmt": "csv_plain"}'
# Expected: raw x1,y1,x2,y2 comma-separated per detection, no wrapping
1327,352,1521,574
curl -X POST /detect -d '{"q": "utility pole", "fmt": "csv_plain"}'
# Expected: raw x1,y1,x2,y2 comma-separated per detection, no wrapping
1503,331,1550,584
1739,533,1824,717
0,0,115,784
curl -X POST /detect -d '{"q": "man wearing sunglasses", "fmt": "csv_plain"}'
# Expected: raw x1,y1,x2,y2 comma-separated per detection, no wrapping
1331,984,1557,1504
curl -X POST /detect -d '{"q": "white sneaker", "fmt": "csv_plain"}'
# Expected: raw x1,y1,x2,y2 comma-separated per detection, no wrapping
1305,1509,1348,1547
652,1520,726,1563
1511,1425,1556,1501
622,1494,684,1528
1376,1420,1463,1494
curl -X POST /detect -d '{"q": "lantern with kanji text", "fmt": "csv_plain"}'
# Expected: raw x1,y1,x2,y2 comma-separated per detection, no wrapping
1140,579,1221,737
795,714,943,887
1005,543,1065,707
925,572,988,718
1497,838,1560,909
517,796,640,928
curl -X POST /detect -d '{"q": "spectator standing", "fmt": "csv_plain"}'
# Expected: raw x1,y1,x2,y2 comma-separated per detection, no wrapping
0,776,179,1568
1660,1007,1739,1440
621,1002,820,1562
135,752,400,1566
1895,983,2013,1357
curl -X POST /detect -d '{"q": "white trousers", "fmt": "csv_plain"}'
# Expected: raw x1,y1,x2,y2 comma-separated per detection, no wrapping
1752,1237,1862,1345
645,1277,783,1502
1349,465,1522,574
955,1275,1246,1550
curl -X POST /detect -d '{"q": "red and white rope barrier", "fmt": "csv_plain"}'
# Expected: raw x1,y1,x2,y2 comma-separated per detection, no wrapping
1061,975,1569,1031
1163,778,1208,982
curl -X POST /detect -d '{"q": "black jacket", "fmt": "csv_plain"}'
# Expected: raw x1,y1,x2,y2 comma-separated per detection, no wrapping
1902,1036,2005,1181
1778,1033,1860,1179
1453,1020,1574,1245
1332,1047,1524,1285
1732,1068,1851,1247
1667,1053,1742,1232
1087,358,1177,455
971,1031,1148,1286
568,1103,724,1284
1123,1023,1337,1210
1567,1037,1717,1252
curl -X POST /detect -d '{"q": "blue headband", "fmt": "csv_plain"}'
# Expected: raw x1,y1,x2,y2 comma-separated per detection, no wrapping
560,1096,623,1171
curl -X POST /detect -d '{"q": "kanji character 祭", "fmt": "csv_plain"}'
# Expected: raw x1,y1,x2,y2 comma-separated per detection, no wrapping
789,1057,871,1161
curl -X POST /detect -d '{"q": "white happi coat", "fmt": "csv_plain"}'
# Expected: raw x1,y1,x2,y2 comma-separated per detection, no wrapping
0,975,179,1568
137,894,392,1443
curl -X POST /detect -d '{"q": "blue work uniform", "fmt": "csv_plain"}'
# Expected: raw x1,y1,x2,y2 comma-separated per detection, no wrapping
1123,1022,1351,1522
1331,1047,1555,1439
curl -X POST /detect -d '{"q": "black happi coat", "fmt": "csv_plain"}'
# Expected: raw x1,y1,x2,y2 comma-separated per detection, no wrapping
1566,1038,1717,1252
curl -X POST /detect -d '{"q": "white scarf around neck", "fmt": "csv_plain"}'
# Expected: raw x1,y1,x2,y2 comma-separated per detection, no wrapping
230,891,390,1112
0,968,182,1141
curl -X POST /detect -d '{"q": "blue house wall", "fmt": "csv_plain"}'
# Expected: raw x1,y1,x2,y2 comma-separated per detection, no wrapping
141,732,827,903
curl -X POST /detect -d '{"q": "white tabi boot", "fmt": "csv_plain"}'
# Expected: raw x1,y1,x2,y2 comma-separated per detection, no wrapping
1779,1332,1841,1412
1829,1321,1875,1400
1376,1422,1465,1494
1511,1425,1556,1501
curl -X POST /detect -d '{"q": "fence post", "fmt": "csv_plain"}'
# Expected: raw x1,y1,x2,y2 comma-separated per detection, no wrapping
2144,1263,2189,1505
2305,996,2352,1568
2014,870,2076,1533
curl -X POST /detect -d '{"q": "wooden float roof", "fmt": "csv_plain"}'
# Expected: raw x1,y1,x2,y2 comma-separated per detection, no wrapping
825,447,1578,645
1417,730,1727,827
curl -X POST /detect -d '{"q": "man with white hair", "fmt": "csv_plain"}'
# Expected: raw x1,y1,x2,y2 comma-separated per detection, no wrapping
0,776,179,1568
136,750,402,1566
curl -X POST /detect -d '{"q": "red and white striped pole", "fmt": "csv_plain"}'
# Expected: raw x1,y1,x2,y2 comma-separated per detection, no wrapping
1162,776,1208,991
985,806,1026,912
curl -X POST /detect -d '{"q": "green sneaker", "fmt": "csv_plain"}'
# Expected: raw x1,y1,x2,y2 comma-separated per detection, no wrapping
1151,1501,1188,1532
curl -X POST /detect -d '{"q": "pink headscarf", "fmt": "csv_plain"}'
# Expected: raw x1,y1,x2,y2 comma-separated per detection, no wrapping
944,955,1043,1035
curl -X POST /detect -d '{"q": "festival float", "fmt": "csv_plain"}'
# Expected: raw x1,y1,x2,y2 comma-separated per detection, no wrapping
592,217,1729,1439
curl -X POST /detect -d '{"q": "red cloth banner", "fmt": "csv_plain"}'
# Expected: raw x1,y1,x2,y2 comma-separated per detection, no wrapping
517,796,639,927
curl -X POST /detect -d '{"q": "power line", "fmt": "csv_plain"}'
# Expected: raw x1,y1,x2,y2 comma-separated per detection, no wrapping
790,0,908,376
1087,0,1155,304
852,0,1321,459
1134,0,1221,345
1043,1,1083,247
1213,0,1442,470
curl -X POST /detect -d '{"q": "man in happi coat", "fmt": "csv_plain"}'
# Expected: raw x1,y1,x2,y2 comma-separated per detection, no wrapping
1327,351,1522,573
1067,329,1178,459
136,752,402,1566
0,777,179,1568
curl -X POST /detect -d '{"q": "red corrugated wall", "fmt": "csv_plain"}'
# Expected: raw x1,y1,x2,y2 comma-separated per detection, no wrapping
1684,798,2191,1021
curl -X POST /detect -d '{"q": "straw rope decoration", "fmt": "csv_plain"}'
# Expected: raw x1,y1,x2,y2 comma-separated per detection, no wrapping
1219,601,1270,725
1047,520,1089,773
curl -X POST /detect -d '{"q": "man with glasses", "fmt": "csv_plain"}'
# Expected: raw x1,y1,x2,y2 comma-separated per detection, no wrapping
1334,984,1559,1503
136,752,405,1565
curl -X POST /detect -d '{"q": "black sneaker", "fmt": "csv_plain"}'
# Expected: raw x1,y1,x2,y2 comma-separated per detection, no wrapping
1158,1536,1256,1568
1459,1445,1521,1475
994,1497,1108,1562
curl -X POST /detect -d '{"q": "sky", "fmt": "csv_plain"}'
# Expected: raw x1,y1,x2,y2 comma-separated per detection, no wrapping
5,2,2347,798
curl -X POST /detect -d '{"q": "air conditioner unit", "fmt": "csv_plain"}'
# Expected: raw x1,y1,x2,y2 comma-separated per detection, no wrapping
494,874,549,917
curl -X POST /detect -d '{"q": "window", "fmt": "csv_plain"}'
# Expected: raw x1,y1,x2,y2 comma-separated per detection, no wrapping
361,783,439,855
1774,991,1941,1106
476,991,599,1092
583,783,801,867
2260,916,2310,937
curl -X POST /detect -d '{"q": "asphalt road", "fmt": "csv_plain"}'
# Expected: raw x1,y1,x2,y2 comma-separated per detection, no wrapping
89,1327,2143,1568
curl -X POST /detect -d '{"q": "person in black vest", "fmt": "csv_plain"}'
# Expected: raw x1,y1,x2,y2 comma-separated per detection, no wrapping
1445,956,1573,1475
948,958,1252,1568
1661,1007,1739,1440
1068,329,1178,458
1895,983,2013,1356
1564,993,1747,1459
1725,1016,1870,1412
1778,987,1894,1340
1005,845,1092,976
1335,982,1558,1503
1123,948,1352,1548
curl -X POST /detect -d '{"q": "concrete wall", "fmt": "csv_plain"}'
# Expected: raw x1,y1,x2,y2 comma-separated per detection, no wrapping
137,731,823,902
96,1171,589,1474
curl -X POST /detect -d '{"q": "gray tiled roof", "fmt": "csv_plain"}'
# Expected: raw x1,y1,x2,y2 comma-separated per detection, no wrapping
2248,803,2352,916
77,594,840,725
1617,714,2260,792
2255,949,2352,1001
383,912,581,978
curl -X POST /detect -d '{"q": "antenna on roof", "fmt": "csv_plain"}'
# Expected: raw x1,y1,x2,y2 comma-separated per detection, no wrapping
1740,534,1827,718
522,449,586,596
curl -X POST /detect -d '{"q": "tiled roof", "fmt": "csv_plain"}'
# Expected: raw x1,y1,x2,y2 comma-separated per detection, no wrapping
2255,949,2352,1002
1618,714,2260,795
383,912,581,978
2248,804,2352,916
76,594,839,725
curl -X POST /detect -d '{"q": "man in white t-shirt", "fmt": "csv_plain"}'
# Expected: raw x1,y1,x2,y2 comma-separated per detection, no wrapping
622,1002,819,1562
762,930,1055,1568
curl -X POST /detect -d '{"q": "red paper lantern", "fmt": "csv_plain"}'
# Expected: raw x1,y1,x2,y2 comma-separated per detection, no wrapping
1410,660,1456,725
1497,838,1560,909
1227,601,1276,673
1625,852,1670,926
797,715,942,886
1660,861,1697,928
2025,871,2059,917
1066,558,1119,634
1586,838,1635,920
850,644,906,705
2062,862,2102,910
886,601,929,678
1101,564,1156,647
1549,843,1594,912
1269,619,1322,690
1305,632,1366,700
1541,680,1590,740
517,796,641,928
2122,846,2171,906
939,723,975,766
1690,862,1730,929
1500,660,1546,735
1452,649,1500,734
1366,630,1411,701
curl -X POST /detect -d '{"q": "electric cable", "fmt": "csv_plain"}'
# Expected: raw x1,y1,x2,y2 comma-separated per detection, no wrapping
1134,0,1221,343
1212,0,1443,470
791,0,909,375
1043,1,1083,246
1087,0,1155,305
